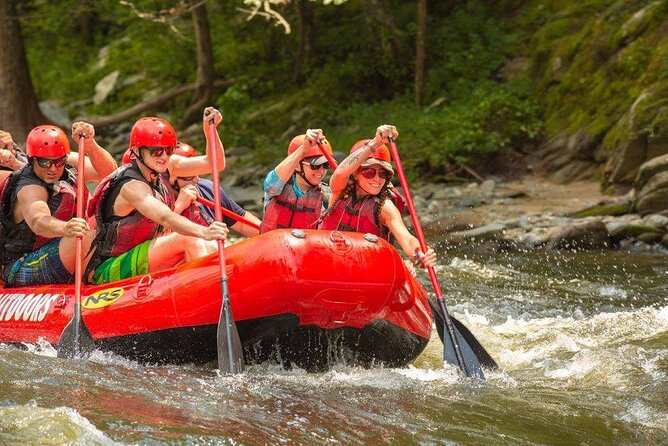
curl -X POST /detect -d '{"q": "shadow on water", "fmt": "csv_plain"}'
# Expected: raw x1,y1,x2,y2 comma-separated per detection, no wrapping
0,248,666,445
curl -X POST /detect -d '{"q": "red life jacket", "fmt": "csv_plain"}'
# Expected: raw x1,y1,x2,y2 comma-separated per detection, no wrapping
388,187,407,215
260,177,325,233
319,193,389,240
86,163,175,267
182,201,211,227
0,164,82,266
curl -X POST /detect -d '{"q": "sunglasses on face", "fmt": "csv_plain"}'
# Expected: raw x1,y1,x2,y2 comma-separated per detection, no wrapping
142,146,176,157
177,175,196,182
35,156,67,169
302,161,330,171
360,167,390,180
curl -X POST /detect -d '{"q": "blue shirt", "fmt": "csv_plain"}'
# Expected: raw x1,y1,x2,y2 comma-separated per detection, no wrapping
196,178,246,227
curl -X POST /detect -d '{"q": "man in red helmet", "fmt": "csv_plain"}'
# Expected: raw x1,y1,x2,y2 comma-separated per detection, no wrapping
86,107,229,285
320,124,437,271
167,142,261,238
0,123,117,287
1,126,114,183
260,129,333,233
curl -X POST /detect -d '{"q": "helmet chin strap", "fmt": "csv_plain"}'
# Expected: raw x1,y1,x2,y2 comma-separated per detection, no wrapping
296,165,318,188
133,148,161,178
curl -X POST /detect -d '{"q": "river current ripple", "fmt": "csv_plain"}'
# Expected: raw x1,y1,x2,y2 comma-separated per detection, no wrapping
0,249,666,445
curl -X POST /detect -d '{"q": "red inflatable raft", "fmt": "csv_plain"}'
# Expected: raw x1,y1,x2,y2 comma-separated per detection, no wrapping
0,229,432,370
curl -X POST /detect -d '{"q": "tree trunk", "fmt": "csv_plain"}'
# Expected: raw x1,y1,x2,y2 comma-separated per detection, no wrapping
180,0,215,128
0,0,47,142
362,0,406,60
291,0,313,85
414,0,427,105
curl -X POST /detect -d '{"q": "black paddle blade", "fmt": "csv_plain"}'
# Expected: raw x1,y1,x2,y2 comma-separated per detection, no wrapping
451,316,499,370
216,279,244,374
56,316,95,359
429,297,497,376
443,320,485,379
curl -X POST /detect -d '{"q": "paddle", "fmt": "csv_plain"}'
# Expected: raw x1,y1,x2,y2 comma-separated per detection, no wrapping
57,134,95,359
206,114,244,374
387,137,490,378
317,142,339,169
429,297,498,370
196,196,260,230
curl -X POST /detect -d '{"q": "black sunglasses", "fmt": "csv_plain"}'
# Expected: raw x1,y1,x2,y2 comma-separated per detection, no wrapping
142,146,176,157
35,156,67,169
177,175,196,182
302,161,330,171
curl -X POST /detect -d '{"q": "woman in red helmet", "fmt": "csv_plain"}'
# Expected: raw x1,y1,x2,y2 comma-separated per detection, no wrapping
86,107,229,285
320,124,436,269
260,129,333,233
0,123,117,287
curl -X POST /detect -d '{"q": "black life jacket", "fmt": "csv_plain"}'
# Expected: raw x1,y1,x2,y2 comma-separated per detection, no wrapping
0,164,82,266
86,162,174,276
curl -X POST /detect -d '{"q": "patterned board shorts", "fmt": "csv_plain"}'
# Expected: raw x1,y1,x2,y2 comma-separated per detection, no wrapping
91,239,151,285
3,238,72,287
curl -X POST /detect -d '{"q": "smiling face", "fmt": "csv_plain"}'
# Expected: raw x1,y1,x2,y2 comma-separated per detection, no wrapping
137,146,174,174
354,163,390,196
32,156,67,184
299,160,329,187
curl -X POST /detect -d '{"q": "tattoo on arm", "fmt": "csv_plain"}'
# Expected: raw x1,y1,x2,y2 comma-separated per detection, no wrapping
340,153,361,168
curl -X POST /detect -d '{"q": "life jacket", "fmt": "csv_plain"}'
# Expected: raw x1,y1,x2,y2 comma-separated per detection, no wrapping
319,192,389,240
259,177,326,233
0,164,82,266
182,201,211,226
388,186,407,215
86,162,175,272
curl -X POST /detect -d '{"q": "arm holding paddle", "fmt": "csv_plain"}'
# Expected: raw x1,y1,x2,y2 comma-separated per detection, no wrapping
68,122,117,182
168,107,225,178
380,200,436,268
0,130,25,172
273,128,323,183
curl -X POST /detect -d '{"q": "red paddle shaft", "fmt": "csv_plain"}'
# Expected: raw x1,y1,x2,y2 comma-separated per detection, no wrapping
196,196,259,230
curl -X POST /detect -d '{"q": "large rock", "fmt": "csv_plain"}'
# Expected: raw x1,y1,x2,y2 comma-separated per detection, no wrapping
635,170,668,216
94,70,120,105
544,221,609,250
634,153,668,191
422,211,486,238
39,101,70,128
604,85,668,188
533,130,599,183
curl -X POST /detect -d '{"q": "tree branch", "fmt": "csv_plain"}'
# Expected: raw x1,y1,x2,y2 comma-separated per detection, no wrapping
79,79,234,128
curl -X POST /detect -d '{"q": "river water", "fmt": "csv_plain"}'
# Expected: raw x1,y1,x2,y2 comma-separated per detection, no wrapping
0,247,666,445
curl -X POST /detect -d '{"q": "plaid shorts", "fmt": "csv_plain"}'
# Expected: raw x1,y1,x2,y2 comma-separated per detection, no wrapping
3,239,72,287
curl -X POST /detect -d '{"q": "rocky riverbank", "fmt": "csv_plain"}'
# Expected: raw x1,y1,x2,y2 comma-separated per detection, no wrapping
415,178,668,253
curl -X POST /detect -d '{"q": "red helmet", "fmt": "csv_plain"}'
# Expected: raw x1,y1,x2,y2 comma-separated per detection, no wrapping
174,141,197,158
26,126,70,158
350,139,391,162
288,134,333,160
121,147,134,165
129,117,177,149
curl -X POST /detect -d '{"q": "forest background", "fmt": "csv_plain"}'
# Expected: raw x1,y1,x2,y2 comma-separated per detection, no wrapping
1,0,667,190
